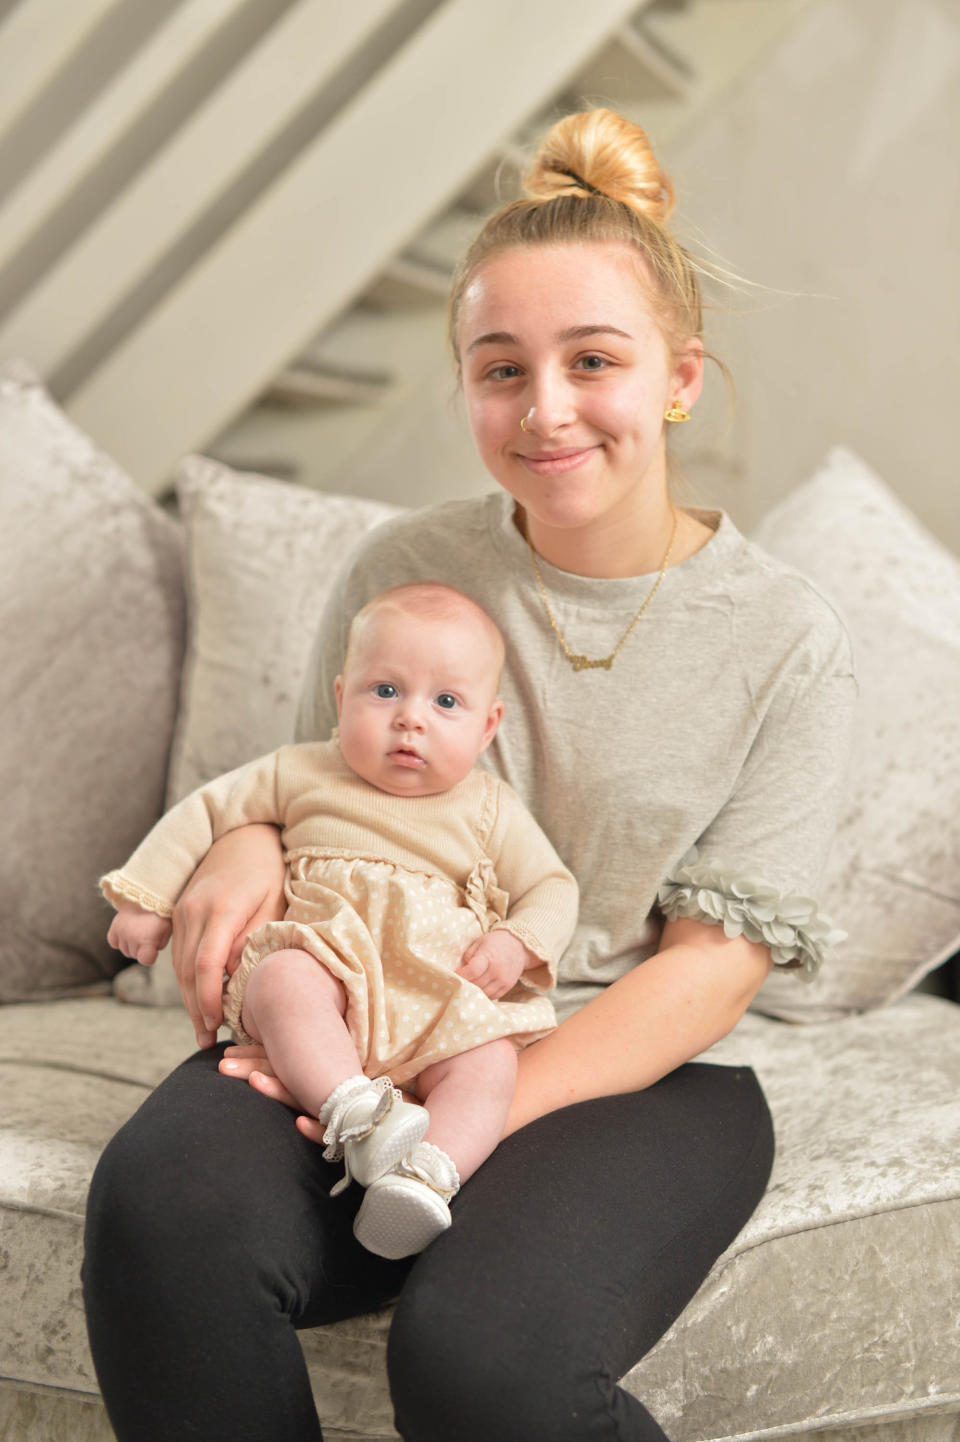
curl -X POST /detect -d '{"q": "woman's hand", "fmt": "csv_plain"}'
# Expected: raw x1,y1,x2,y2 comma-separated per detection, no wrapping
219,1047,416,1148
171,824,286,1049
219,1046,325,1141
219,1045,299,1107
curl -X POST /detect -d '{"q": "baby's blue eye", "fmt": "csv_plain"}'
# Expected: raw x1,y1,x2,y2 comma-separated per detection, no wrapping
375,684,398,699
436,693,458,709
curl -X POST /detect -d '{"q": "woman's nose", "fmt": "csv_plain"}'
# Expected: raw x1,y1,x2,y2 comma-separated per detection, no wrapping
523,374,576,437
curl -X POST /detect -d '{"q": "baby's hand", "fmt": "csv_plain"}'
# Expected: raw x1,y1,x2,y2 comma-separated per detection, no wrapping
456,930,535,1000
108,901,172,967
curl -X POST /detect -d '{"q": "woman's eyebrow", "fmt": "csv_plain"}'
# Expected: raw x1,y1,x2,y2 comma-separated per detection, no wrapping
558,324,633,342
466,323,633,354
466,330,517,354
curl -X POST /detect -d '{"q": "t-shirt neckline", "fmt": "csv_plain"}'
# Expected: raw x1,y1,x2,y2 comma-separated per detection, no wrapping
485,492,739,610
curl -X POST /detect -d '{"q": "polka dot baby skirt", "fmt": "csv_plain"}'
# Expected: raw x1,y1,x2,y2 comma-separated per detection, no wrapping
223,854,557,1086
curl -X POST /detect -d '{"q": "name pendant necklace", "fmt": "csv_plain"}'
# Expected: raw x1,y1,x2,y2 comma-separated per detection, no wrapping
526,508,678,672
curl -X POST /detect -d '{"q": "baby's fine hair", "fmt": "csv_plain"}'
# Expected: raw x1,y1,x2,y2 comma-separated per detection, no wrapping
346,582,506,675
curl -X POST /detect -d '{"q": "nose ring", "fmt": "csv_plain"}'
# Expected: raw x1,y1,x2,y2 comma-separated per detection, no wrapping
520,415,528,432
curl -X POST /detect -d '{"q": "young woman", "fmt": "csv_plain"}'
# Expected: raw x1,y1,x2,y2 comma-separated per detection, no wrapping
83,107,855,1442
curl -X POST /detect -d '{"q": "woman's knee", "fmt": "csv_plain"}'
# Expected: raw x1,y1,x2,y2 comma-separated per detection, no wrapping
84,1049,312,1293
388,1263,595,1442
388,1285,516,1441
389,1253,676,1442
84,1097,249,1299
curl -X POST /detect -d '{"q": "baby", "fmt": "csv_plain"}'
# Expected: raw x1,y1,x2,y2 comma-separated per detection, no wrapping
102,583,578,1259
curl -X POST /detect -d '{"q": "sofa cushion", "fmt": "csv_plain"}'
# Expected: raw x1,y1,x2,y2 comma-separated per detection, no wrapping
0,361,185,1001
168,455,402,803
2,994,957,1439
750,447,960,1019
114,455,400,1008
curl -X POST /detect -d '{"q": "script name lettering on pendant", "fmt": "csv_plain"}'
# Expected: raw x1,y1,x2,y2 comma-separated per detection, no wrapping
572,655,614,671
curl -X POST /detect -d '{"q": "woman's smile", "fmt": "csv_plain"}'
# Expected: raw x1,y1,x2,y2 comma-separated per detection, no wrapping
515,444,601,477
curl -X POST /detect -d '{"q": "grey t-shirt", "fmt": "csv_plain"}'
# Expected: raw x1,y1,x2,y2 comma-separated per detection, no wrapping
298,493,856,1020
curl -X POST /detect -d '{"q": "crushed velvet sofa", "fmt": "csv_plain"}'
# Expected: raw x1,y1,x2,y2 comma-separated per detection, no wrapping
2,359,959,1442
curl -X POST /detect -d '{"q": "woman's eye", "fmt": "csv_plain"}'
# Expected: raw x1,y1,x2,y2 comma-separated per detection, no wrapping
575,354,607,371
374,684,398,699
435,693,458,710
486,363,521,381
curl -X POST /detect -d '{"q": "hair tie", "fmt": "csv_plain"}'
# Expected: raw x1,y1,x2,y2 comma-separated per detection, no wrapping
560,167,608,199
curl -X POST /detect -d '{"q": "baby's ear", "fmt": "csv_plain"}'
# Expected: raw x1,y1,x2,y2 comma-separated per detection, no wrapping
334,675,343,717
481,697,504,750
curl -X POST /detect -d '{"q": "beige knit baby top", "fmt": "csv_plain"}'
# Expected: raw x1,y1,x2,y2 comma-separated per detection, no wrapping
101,738,578,988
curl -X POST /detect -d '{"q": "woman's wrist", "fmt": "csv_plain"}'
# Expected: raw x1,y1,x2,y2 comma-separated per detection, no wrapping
505,928,771,1137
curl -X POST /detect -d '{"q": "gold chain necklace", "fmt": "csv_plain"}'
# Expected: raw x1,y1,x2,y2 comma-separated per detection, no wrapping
527,509,679,672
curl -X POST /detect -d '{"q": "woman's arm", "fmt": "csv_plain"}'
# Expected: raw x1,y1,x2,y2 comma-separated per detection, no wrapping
503,917,772,1135
225,916,772,1138
172,823,286,1048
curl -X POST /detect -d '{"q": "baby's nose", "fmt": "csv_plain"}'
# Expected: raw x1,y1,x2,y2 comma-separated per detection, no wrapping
395,701,426,730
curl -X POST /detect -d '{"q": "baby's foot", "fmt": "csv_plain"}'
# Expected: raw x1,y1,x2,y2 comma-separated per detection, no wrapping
319,1075,429,1197
353,1141,461,1259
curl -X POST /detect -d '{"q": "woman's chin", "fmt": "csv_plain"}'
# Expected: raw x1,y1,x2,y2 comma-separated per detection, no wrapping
522,495,619,538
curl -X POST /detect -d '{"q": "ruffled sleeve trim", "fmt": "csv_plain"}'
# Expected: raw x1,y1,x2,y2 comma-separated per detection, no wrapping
99,872,174,919
656,848,845,981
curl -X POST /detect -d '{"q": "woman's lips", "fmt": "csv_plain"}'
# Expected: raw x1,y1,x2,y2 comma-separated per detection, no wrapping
516,446,599,476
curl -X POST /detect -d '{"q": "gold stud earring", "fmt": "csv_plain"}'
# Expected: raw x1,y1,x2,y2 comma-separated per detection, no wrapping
664,399,690,424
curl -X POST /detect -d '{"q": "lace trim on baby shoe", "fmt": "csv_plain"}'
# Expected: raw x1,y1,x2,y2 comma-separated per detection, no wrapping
319,1075,400,1163
394,1142,461,1201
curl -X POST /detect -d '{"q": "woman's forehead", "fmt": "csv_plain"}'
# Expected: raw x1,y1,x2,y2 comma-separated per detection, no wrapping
459,242,656,344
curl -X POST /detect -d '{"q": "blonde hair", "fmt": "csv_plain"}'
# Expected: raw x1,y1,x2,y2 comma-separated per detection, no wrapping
448,108,708,372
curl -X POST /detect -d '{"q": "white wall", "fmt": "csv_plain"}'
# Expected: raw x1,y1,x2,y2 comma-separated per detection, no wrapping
347,0,960,550
667,0,959,549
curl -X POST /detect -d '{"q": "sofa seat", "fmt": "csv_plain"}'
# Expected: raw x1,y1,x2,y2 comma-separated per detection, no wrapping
1,991,957,1442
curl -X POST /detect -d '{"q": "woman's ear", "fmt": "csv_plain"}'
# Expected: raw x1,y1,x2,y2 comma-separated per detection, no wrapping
671,337,704,413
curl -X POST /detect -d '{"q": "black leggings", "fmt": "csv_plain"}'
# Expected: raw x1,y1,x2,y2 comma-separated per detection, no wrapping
83,1045,773,1442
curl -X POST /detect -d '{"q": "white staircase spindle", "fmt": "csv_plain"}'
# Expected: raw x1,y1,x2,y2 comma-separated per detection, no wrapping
66,0,644,493
0,0,121,138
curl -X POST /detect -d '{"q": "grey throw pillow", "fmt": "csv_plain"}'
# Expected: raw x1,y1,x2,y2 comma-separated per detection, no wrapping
116,454,400,1007
0,361,185,1000
751,447,960,1019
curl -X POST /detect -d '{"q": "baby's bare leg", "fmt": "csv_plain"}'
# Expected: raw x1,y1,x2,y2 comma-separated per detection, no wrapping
241,948,361,1117
414,1040,518,1182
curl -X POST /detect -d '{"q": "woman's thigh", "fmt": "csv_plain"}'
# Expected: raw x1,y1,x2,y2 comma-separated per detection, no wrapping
388,1063,774,1442
83,1044,411,1442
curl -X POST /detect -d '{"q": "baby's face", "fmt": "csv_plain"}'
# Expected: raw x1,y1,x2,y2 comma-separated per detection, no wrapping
335,607,503,797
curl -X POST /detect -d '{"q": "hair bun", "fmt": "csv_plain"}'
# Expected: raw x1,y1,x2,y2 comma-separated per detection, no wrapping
523,107,674,224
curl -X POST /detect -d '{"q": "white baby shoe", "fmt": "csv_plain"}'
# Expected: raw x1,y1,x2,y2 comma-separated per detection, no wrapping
353,1140,461,1260
319,1074,429,1198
